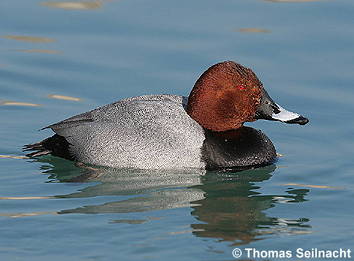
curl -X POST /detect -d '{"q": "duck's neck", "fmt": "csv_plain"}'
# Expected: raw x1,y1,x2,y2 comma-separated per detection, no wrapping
206,127,245,140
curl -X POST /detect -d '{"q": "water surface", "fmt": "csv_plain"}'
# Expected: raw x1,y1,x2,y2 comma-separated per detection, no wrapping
1,0,354,260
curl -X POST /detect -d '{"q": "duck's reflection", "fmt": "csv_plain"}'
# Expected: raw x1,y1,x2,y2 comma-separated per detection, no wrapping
37,157,311,244
190,167,310,244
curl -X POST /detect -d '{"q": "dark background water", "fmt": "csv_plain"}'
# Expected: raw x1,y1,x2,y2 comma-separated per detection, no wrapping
1,0,354,260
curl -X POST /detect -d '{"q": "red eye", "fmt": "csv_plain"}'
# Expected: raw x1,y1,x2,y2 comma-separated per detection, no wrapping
236,85,246,90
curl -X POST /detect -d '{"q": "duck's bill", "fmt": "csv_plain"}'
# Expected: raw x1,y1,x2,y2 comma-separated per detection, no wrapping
255,89,309,125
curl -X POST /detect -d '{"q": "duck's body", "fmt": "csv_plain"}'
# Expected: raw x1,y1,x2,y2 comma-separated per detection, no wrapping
44,95,206,169
25,61,308,170
27,94,276,169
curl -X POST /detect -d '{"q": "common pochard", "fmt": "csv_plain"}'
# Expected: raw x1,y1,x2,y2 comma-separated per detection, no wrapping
25,61,308,170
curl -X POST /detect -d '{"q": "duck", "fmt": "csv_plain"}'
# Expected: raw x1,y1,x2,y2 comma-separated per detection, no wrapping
25,61,308,170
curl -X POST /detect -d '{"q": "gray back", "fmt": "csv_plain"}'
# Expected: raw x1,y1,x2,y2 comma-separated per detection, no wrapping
50,95,206,169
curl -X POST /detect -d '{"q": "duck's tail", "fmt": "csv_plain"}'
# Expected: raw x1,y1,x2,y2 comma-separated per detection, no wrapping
24,139,52,157
23,134,73,160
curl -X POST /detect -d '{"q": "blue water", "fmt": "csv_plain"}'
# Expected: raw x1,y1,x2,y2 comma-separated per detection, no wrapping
1,0,354,260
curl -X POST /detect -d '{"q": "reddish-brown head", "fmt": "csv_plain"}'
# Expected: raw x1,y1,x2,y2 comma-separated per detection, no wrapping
186,61,263,131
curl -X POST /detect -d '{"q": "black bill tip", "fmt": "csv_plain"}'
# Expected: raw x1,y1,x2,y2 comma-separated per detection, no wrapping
286,116,309,125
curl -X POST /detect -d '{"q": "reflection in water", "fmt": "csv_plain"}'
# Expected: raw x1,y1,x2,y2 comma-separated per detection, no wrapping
0,196,52,199
2,35,56,43
0,155,29,160
264,0,320,2
41,1,103,10
2,34,59,55
282,183,341,189
48,94,81,101
0,101,41,107
191,167,310,244
15,49,60,54
236,28,271,33
0,211,58,218
32,157,311,244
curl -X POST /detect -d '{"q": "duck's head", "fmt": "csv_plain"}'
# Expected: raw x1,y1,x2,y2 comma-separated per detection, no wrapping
186,61,309,132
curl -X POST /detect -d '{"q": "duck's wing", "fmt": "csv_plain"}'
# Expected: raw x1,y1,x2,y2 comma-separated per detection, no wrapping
40,94,205,169
44,111,94,130
45,94,188,131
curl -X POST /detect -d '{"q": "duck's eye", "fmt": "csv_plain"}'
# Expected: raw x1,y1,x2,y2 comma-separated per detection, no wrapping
236,85,246,90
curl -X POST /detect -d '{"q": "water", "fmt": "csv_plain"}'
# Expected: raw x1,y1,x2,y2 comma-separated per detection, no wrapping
1,0,354,260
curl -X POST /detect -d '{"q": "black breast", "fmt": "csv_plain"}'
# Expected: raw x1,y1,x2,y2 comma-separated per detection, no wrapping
202,126,276,170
